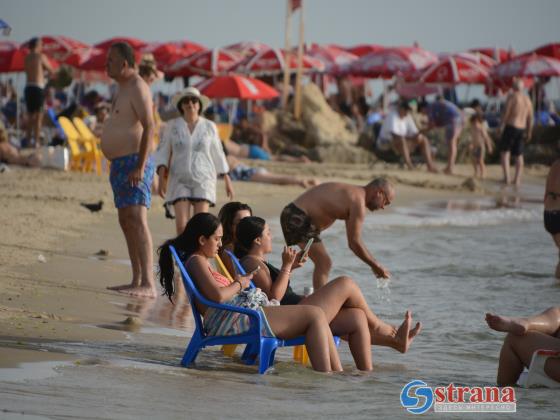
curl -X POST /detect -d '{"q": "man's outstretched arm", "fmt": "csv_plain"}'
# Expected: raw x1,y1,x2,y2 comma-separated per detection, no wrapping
345,204,391,279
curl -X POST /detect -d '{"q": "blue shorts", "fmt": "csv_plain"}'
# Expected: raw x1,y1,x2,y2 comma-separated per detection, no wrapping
109,154,154,209
248,145,270,160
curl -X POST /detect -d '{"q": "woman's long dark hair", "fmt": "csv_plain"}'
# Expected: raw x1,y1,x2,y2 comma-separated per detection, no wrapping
158,212,221,302
233,216,266,258
218,202,252,247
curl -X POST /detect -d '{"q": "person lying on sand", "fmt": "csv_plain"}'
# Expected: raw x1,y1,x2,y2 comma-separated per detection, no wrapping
485,308,560,386
226,155,318,189
0,125,41,167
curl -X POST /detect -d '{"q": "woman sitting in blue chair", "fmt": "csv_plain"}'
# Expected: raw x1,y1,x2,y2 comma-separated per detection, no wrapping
158,212,344,373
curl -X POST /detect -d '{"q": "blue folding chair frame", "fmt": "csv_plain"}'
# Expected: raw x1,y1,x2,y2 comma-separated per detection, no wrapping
171,246,309,374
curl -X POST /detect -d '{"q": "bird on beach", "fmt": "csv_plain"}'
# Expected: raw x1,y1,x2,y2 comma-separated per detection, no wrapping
80,200,104,213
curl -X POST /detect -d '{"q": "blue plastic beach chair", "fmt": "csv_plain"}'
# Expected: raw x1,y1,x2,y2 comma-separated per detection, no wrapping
171,246,309,374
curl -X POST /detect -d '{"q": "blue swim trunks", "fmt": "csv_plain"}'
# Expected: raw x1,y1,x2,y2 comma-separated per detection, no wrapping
248,144,271,160
109,153,155,209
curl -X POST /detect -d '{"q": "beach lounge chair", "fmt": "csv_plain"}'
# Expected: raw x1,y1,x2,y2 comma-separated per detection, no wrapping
518,349,560,388
216,123,233,142
72,117,104,175
58,116,97,173
170,245,321,374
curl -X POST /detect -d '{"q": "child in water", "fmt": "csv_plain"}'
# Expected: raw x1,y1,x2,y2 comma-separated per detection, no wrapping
469,113,494,179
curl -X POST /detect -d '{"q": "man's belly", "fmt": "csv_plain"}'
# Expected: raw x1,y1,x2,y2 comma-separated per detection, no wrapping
101,124,143,160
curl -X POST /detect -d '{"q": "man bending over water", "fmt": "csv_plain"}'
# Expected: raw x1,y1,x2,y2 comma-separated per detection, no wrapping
101,42,156,298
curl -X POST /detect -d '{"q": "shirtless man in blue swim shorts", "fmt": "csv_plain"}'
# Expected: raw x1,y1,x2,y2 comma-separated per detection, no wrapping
101,42,156,298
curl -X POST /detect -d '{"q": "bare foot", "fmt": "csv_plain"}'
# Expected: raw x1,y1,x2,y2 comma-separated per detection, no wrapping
394,310,421,353
305,178,319,188
107,284,134,291
485,313,528,335
443,167,454,175
428,166,439,174
118,286,157,298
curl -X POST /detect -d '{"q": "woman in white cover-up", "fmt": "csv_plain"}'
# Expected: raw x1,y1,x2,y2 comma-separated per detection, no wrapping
155,87,234,234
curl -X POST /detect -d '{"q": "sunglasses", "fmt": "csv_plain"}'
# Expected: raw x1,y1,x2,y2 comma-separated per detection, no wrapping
182,96,199,105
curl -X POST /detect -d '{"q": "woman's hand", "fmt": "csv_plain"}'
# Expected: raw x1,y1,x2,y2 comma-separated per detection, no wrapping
224,174,234,200
281,246,298,270
290,250,308,271
235,273,252,290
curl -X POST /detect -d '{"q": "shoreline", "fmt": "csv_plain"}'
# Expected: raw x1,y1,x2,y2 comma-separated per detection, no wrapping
0,162,548,368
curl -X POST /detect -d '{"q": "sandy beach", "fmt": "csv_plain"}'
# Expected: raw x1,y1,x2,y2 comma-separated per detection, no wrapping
0,161,548,362
1,160,555,419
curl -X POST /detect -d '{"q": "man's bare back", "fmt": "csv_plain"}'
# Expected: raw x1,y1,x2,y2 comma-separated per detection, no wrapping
504,91,533,130
293,182,365,230
101,75,153,160
24,52,48,86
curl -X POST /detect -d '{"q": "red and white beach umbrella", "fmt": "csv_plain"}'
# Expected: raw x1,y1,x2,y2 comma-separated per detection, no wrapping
79,48,142,72
223,41,271,57
530,43,560,60
196,74,279,100
491,53,560,79
231,47,325,76
64,47,102,68
0,41,24,72
306,43,358,74
35,35,90,61
142,41,205,67
94,37,147,51
440,52,496,69
347,46,437,79
469,47,515,63
419,56,489,84
343,44,385,57
166,48,240,77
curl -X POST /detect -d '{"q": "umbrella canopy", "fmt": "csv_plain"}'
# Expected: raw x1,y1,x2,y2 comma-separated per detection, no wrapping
0,41,24,72
94,37,147,51
440,52,496,69
223,41,271,57
23,35,90,61
419,56,489,84
79,48,142,72
231,47,325,76
0,19,12,36
347,46,437,79
343,44,385,57
491,53,560,79
64,47,103,67
166,48,240,77
142,41,204,67
530,43,560,60
306,43,358,74
469,47,514,63
196,74,279,100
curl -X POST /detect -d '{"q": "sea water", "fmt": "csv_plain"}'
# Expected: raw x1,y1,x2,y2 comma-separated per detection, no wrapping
1,191,558,419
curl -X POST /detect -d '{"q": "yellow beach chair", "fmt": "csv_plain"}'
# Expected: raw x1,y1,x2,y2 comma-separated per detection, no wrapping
216,123,233,142
72,117,104,175
58,117,97,174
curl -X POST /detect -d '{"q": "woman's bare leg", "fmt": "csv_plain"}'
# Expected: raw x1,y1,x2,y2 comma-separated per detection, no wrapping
486,307,560,336
329,308,372,371
301,276,421,353
497,331,560,386
192,200,210,216
263,305,341,372
173,200,191,235
250,171,307,188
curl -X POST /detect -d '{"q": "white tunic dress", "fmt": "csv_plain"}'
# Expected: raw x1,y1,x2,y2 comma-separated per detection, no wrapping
154,117,229,206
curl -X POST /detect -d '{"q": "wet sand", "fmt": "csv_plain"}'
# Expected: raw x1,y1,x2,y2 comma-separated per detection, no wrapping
0,161,548,369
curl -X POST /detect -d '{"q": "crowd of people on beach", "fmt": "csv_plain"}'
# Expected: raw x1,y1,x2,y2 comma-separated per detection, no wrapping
1,39,559,384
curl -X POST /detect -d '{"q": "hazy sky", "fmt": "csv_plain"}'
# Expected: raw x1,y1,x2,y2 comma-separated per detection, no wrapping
2,0,560,54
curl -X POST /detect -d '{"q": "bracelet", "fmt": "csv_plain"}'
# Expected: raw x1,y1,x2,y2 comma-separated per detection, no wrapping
233,279,243,291
280,268,291,276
